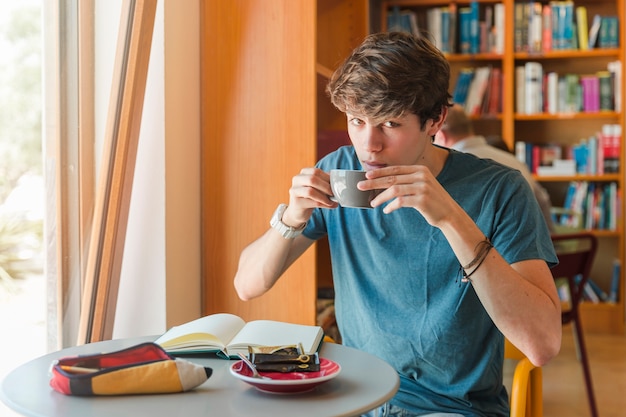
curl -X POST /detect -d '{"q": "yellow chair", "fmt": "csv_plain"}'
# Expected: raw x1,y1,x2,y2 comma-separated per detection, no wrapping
505,339,543,417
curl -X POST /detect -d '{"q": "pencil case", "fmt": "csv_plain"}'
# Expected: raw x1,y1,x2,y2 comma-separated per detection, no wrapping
49,342,212,396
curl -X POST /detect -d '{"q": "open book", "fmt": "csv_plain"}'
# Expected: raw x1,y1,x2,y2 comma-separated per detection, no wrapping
154,313,325,358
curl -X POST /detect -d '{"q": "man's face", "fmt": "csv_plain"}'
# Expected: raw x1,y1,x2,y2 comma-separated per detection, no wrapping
346,113,439,170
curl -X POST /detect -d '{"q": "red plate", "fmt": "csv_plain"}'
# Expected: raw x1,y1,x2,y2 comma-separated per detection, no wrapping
229,357,341,394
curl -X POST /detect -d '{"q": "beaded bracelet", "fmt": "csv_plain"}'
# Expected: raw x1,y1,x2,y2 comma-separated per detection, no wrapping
458,238,494,283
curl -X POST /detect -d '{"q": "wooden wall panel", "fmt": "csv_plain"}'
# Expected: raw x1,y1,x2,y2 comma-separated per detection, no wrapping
200,1,317,324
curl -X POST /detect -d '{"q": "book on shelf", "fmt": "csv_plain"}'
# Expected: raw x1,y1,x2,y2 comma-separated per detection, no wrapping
509,3,622,53
524,62,543,114
387,7,419,37
555,277,572,310
550,0,575,50
598,71,614,111
599,16,619,48
586,278,609,302
580,75,600,113
608,61,622,112
560,180,618,231
608,259,621,303
494,3,505,54
426,7,442,51
571,21,579,50
515,66,526,113
542,4,552,51
440,7,451,53
452,68,474,106
536,159,576,176
545,71,559,114
464,66,491,116
483,67,502,115
600,124,622,174
154,313,325,358
575,274,600,303
448,3,458,54
459,7,472,54
560,73,581,113
576,6,589,50
469,1,480,54
528,2,543,53
587,14,602,49
514,3,525,52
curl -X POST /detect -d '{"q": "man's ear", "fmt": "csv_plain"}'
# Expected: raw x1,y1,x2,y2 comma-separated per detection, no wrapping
426,106,448,136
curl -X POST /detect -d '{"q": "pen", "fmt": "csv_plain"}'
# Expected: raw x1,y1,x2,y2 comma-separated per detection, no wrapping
59,365,100,374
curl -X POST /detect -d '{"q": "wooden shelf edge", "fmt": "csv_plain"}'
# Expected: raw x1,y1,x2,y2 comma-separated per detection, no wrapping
533,174,621,182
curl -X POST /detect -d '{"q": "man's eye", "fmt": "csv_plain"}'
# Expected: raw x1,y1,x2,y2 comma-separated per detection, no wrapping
350,118,363,126
383,121,399,128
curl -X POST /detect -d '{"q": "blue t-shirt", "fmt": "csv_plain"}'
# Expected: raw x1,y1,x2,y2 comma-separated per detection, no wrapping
303,146,557,416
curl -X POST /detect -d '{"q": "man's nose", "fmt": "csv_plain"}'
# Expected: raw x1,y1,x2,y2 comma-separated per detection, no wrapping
362,127,383,152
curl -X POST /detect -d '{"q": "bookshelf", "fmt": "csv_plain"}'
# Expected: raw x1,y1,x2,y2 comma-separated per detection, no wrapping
378,0,625,334
316,0,369,291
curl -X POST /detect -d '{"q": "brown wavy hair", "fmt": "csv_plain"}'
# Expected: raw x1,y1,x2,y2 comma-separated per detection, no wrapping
327,32,452,130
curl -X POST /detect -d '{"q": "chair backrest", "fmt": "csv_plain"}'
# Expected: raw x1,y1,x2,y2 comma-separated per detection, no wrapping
550,233,598,316
505,339,543,417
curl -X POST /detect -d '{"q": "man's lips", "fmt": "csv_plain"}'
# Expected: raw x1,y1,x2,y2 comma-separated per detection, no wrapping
362,162,387,171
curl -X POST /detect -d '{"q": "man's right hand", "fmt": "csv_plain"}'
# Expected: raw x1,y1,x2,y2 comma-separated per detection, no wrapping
283,168,338,227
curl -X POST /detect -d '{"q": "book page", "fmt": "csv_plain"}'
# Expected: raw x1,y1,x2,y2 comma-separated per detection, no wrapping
155,313,246,351
227,320,323,356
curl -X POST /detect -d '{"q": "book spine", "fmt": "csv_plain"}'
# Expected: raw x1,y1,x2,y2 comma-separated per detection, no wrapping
524,62,543,114
427,8,443,51
542,4,552,52
550,1,561,50
598,71,614,111
464,66,491,115
588,14,602,49
602,124,622,174
481,5,491,53
576,275,600,303
599,16,611,48
587,136,598,175
469,1,480,54
580,75,599,113
608,61,622,112
452,69,474,106
516,66,526,113
546,72,559,114
576,6,588,50
562,1,574,50
608,259,621,303
564,74,580,113
440,7,451,53
515,141,527,165
599,16,619,48
486,68,502,114
587,278,609,302
528,2,543,53
514,3,525,52
494,3,505,54
532,145,540,174
459,8,472,54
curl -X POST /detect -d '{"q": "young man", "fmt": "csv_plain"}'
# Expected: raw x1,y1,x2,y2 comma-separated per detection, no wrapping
234,32,561,417
435,104,555,233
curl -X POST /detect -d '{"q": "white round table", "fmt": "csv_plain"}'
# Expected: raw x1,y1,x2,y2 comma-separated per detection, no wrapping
1,336,399,417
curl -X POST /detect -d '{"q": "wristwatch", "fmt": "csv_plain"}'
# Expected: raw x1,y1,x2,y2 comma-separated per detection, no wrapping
270,204,306,239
